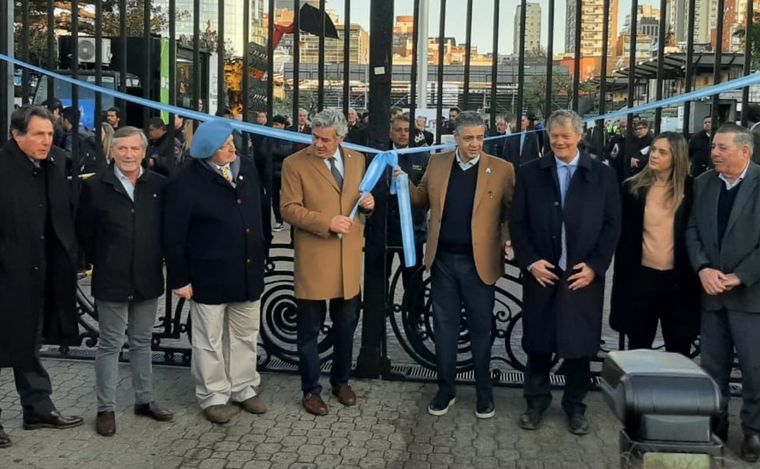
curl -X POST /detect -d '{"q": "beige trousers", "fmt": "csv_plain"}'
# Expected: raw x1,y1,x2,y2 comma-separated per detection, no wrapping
189,300,261,409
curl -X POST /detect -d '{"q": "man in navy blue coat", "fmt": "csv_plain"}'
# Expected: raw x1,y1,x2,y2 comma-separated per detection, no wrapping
163,119,271,424
510,109,621,435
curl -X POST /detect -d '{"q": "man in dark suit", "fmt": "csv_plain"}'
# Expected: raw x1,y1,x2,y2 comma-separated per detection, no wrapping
345,108,368,146
365,114,429,335
502,114,540,169
76,126,173,437
289,108,312,152
163,120,271,424
685,123,760,462
746,104,760,164
0,106,83,448
486,116,508,158
404,111,515,419
688,116,713,177
510,109,621,435
627,120,653,177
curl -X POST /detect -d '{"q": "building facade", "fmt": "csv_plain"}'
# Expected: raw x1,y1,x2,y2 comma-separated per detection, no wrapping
513,2,542,55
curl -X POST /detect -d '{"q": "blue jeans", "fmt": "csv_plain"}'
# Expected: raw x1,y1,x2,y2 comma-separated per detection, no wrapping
95,299,157,412
431,250,495,404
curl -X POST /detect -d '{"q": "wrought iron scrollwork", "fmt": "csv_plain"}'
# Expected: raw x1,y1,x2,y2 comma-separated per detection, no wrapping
387,262,527,373
258,247,334,367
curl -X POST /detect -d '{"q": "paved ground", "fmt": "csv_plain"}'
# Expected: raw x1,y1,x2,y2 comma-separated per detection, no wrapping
0,359,753,468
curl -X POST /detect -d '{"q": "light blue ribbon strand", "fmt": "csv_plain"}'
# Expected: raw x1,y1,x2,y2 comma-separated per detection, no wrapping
5,53,760,269
356,151,416,268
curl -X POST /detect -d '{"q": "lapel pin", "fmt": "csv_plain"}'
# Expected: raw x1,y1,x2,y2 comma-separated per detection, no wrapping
485,167,493,174
239,175,244,180
153,193,157,198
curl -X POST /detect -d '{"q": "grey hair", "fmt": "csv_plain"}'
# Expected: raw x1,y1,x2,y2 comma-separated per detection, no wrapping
454,111,485,133
298,108,308,115
112,126,148,149
715,122,754,153
546,109,583,135
311,109,348,137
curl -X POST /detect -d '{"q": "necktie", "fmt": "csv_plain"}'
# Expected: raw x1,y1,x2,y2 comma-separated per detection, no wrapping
558,164,572,270
329,157,343,189
520,133,526,156
220,164,233,184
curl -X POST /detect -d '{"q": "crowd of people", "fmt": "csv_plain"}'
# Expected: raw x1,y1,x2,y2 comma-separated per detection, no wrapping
1,100,760,464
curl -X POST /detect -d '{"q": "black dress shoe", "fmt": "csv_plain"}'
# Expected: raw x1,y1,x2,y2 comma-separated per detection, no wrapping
134,402,174,422
0,427,11,448
519,409,544,430
568,413,590,435
23,411,84,430
741,434,760,463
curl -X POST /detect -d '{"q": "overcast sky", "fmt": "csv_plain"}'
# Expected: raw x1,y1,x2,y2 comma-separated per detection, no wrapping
327,0,653,55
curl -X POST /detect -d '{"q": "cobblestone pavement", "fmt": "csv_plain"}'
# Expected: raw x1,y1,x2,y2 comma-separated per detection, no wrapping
0,359,752,468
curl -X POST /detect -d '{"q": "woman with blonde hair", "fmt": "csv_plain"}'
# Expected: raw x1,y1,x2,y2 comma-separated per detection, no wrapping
610,131,701,355
101,122,114,164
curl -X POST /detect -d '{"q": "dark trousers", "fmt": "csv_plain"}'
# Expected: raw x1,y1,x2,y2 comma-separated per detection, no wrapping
296,296,359,396
524,353,591,416
0,355,56,422
626,266,694,356
430,250,494,404
701,308,760,437
272,175,282,224
386,243,425,316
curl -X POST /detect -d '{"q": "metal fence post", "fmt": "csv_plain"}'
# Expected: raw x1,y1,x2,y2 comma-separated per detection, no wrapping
356,0,395,379
0,0,12,136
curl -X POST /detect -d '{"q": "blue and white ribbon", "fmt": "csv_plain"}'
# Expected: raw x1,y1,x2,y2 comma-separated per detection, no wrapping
4,53,760,268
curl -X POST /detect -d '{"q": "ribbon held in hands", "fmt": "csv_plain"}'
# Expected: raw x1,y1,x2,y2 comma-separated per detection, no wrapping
350,151,417,268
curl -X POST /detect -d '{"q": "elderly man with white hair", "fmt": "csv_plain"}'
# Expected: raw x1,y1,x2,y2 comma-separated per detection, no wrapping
163,119,271,424
280,109,375,416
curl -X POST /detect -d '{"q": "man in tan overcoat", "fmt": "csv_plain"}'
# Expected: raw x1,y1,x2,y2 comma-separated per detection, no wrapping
280,109,374,416
399,111,515,419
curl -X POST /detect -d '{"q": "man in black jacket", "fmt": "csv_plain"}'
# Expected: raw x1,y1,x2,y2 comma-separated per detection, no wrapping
164,119,271,424
76,126,174,437
688,116,713,177
502,114,540,170
146,117,182,177
627,120,654,177
365,114,429,330
511,109,621,435
0,106,83,448
345,108,368,146
61,106,105,176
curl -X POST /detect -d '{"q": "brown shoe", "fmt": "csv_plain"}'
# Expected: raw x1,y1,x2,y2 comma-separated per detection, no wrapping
239,396,267,414
96,411,115,437
203,404,240,424
134,402,174,422
302,393,328,416
332,384,357,406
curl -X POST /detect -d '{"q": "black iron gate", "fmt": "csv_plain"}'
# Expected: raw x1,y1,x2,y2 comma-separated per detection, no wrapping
2,0,751,385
